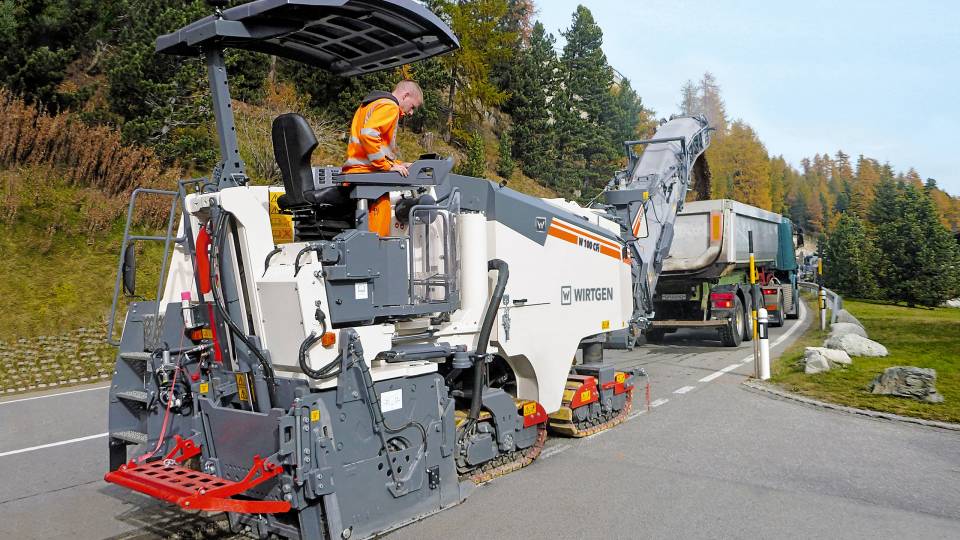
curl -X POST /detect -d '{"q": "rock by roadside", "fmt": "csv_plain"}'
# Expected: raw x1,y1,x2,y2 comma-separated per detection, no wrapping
942,298,960,309
824,333,889,357
835,309,864,327
803,347,852,374
868,366,944,403
830,322,868,338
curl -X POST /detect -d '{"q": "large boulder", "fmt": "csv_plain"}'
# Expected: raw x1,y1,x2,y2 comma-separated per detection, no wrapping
830,322,868,338
803,347,852,374
868,366,944,403
942,298,960,309
835,309,864,327
824,333,888,357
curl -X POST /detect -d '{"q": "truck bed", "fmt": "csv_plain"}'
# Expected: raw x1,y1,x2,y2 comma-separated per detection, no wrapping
662,199,782,279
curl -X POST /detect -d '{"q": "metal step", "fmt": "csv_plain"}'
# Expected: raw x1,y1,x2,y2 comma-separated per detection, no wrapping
116,390,149,403
120,351,152,363
112,430,148,445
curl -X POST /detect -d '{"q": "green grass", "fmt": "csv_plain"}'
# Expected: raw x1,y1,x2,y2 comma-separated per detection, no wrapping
771,296,960,423
0,168,165,343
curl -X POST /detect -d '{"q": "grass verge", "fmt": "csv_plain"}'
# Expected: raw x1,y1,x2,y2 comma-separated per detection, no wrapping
771,295,960,423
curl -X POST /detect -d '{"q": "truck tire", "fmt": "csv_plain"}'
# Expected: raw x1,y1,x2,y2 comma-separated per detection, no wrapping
645,329,666,343
719,297,744,347
785,284,800,319
742,295,754,342
771,294,785,328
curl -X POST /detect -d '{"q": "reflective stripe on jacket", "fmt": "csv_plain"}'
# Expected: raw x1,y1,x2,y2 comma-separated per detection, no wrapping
343,92,401,173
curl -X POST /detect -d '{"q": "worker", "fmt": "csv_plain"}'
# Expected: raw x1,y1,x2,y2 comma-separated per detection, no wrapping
344,80,423,236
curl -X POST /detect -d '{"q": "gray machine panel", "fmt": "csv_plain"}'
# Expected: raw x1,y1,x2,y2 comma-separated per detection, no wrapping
156,0,460,77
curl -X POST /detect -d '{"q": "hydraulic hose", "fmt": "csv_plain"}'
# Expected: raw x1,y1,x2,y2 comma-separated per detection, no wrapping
469,259,509,422
209,210,278,406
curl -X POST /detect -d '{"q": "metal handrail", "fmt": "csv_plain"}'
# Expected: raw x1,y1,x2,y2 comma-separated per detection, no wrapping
797,281,843,324
106,187,182,345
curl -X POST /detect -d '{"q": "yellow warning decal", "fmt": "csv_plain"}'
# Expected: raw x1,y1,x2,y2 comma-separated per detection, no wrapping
523,402,536,416
615,372,625,384
199,328,213,339
310,409,320,422
236,373,251,402
268,191,294,244
601,320,610,330
581,390,591,402
199,382,209,394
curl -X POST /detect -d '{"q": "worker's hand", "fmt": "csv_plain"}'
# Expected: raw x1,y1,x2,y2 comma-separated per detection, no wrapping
391,163,410,177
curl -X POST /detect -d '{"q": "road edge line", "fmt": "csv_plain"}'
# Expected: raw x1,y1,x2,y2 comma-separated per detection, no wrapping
741,380,960,432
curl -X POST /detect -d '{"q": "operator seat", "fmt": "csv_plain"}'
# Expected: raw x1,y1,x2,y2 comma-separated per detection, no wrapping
272,113,348,210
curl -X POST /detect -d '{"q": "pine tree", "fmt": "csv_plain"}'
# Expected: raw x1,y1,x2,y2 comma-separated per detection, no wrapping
823,213,879,298
496,131,515,178
503,22,559,184
459,132,486,177
608,78,647,151
0,0,100,109
875,183,960,306
553,5,618,197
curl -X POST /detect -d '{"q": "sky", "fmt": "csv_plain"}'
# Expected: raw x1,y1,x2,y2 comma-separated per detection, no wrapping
535,0,960,195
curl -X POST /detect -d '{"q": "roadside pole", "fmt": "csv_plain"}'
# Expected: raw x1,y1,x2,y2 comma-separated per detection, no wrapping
758,308,770,380
748,231,760,377
817,252,826,331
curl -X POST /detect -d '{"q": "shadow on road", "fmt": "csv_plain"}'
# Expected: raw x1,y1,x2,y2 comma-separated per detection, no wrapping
99,485,240,540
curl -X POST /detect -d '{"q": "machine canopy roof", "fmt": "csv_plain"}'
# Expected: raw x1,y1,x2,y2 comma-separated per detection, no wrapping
156,0,459,77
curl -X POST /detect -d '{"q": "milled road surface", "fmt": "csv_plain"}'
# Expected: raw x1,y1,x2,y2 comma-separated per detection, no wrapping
2,304,959,539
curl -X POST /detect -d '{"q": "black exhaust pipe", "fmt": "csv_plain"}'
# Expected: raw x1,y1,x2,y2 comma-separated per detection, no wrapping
469,259,509,422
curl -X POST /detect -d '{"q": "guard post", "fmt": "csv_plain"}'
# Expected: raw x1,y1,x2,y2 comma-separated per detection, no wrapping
758,308,770,380
748,231,760,376
817,251,826,331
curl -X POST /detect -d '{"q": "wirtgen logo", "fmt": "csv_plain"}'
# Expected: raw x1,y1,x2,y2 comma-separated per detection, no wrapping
561,286,614,305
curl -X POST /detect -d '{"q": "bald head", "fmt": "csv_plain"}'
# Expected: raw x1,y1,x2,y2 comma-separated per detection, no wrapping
393,80,423,115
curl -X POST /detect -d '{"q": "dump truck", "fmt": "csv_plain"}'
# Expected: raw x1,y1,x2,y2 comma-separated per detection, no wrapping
101,1,713,538
645,199,801,347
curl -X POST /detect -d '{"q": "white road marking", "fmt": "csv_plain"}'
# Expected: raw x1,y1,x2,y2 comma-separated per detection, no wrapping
0,433,108,458
650,398,669,408
0,385,110,406
627,410,647,421
673,386,695,394
539,444,571,459
583,429,610,441
699,363,742,383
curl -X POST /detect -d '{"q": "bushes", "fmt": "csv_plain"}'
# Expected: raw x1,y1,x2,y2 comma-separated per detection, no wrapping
0,88,178,230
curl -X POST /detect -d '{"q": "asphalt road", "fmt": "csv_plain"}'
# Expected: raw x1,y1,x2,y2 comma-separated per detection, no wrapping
2,304,959,539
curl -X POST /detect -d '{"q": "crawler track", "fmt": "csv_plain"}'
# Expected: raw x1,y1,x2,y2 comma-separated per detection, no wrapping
461,423,548,485
548,388,634,438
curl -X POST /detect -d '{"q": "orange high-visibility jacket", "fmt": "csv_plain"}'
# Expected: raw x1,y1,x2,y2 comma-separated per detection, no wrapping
343,91,401,174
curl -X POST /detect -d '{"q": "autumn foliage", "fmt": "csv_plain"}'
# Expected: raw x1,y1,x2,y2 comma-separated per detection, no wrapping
0,88,177,230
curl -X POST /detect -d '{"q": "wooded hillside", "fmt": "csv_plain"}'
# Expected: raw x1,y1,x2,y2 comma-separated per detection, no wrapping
2,0,958,234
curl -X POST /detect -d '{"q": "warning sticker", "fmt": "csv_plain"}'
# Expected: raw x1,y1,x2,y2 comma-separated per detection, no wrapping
380,389,403,413
522,402,537,416
268,191,294,244
355,282,369,300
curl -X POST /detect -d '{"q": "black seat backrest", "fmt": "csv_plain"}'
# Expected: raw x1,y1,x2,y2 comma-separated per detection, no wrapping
272,113,318,207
